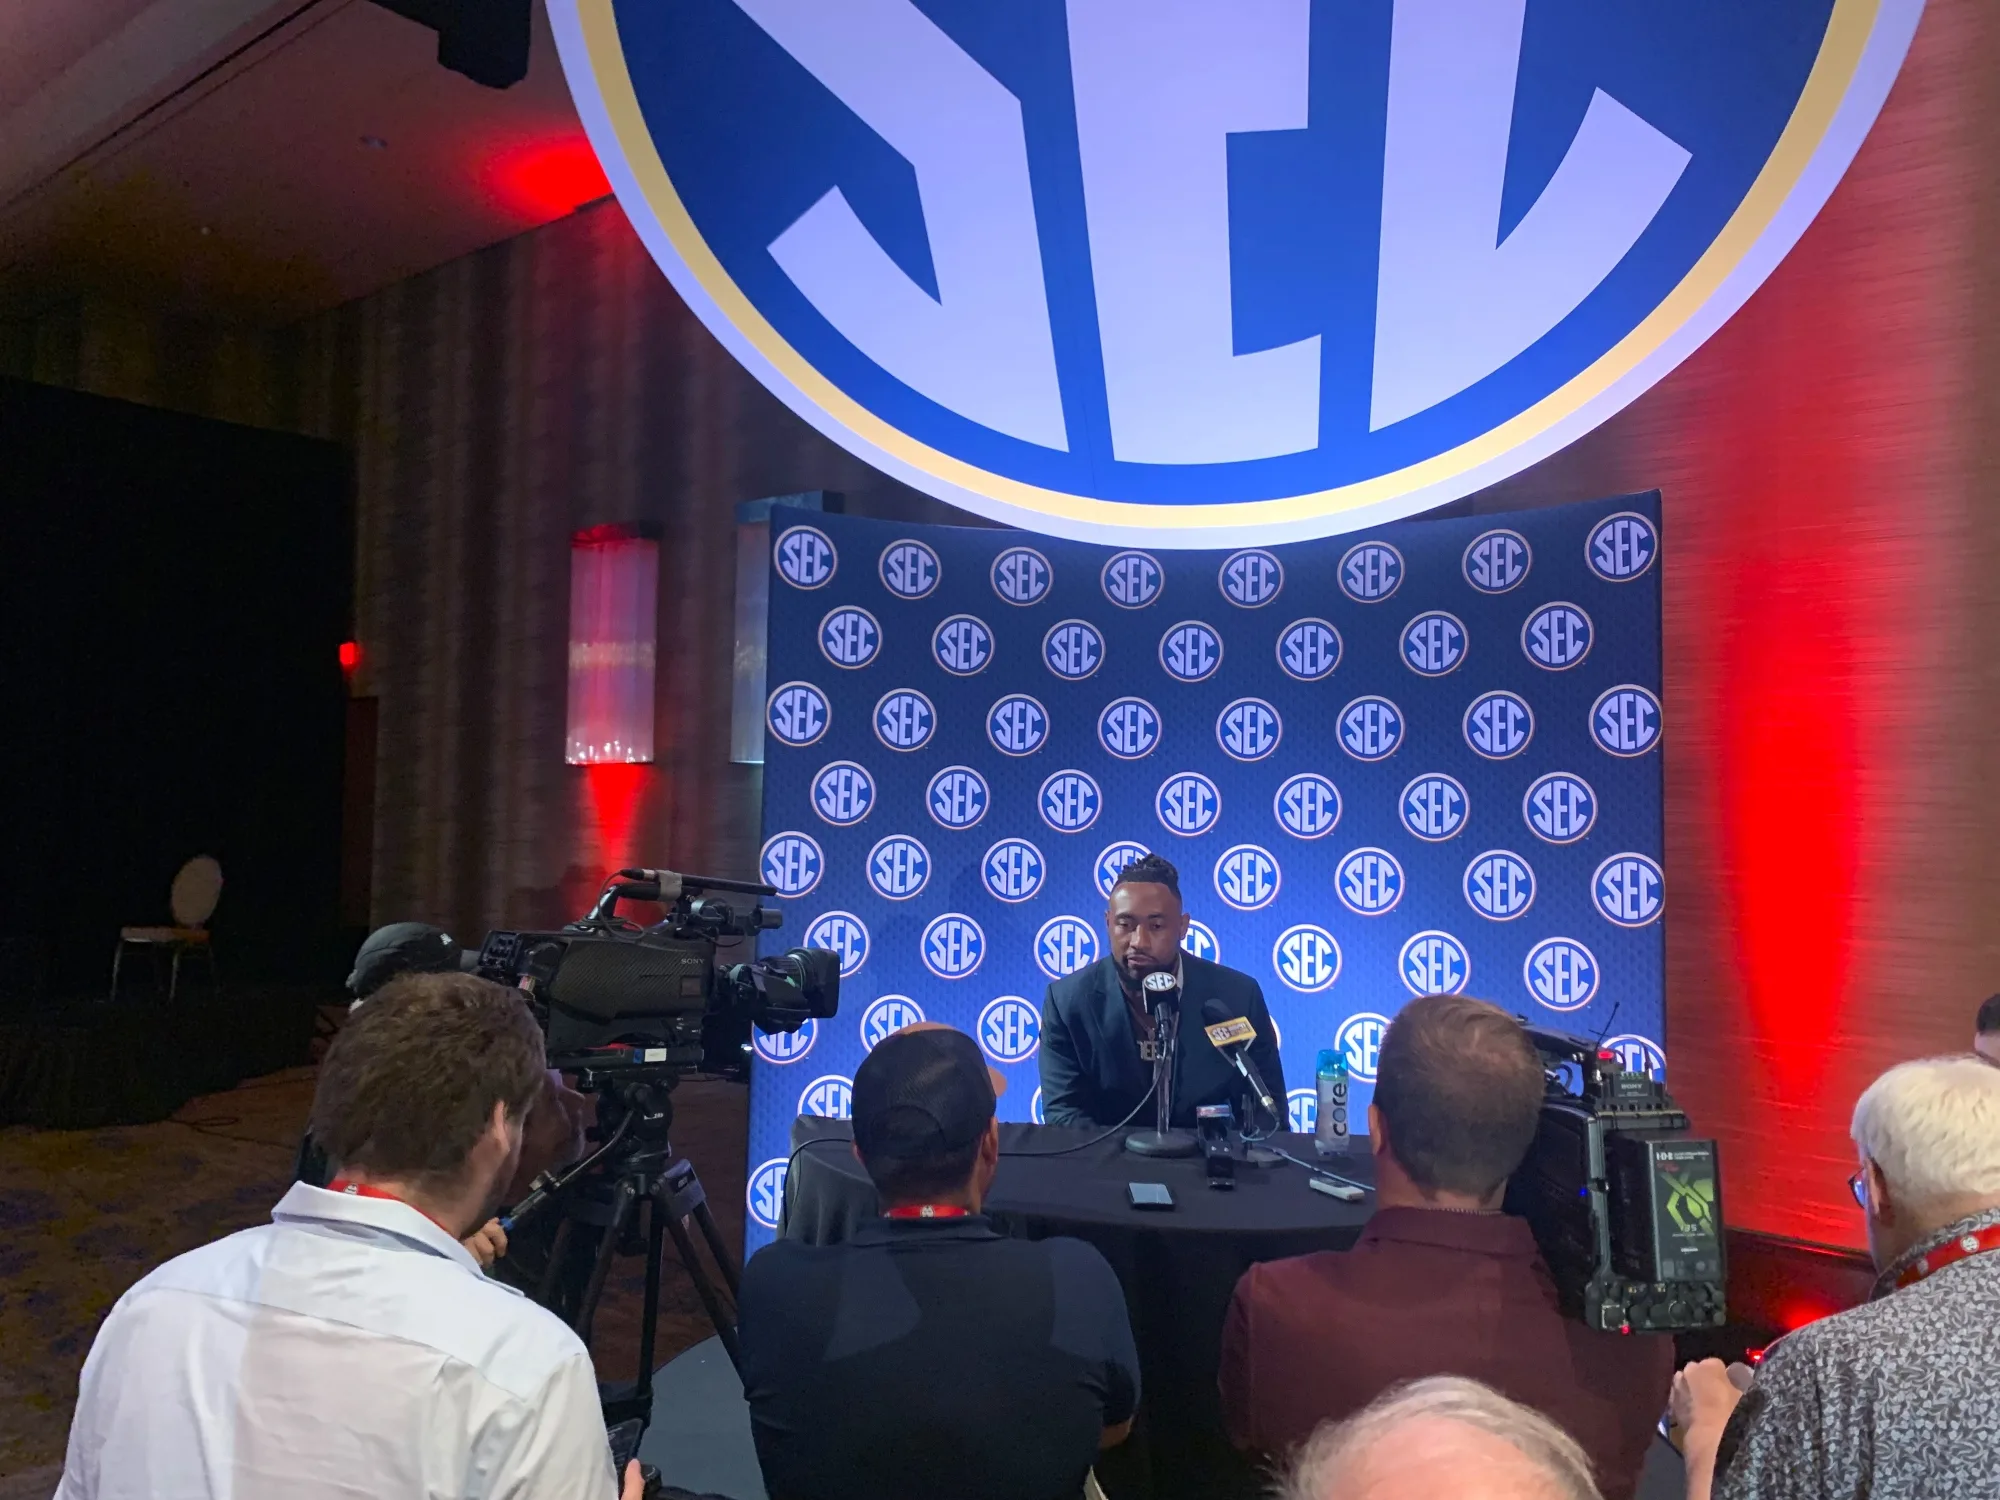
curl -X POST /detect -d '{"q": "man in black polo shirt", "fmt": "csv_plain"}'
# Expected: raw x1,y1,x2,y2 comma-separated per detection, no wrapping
738,1026,1141,1500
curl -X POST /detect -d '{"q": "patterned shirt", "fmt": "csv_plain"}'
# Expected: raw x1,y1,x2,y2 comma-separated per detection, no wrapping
1717,1206,2000,1499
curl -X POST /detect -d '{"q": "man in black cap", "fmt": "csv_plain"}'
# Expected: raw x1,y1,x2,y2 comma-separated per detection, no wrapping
737,1026,1141,1500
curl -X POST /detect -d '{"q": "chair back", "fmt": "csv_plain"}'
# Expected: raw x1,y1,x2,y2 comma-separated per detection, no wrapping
170,856,224,928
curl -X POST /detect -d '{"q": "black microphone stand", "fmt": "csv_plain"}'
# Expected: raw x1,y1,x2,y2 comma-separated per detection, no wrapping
1125,971,1197,1157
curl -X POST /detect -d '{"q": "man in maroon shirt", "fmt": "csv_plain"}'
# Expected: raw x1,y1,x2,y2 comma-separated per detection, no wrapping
1219,994,1673,1500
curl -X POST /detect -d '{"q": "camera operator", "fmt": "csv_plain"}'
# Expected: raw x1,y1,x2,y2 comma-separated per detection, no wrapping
56,971,639,1500
1219,994,1673,1500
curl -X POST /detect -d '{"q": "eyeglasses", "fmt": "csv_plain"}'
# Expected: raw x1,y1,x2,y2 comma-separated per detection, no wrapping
1848,1169,1868,1210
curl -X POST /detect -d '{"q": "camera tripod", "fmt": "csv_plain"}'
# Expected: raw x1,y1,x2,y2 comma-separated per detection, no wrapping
504,1063,742,1431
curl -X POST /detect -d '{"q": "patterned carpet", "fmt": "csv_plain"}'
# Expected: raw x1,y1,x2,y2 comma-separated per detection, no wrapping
0,1061,749,1490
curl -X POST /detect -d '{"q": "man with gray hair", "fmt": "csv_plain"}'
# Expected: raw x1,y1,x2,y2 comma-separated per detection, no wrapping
1283,1376,1602,1500
1678,1054,2000,1499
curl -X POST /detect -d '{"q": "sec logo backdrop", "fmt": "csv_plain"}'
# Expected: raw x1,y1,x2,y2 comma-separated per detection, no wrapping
551,0,1918,544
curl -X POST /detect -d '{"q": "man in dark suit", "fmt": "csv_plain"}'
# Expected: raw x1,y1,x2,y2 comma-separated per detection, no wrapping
1039,853,1285,1130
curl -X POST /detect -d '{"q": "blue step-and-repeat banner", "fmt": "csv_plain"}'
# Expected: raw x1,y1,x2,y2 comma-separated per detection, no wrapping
744,492,1665,1247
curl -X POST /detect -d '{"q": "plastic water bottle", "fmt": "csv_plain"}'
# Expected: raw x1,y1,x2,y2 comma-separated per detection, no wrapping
1315,1048,1349,1156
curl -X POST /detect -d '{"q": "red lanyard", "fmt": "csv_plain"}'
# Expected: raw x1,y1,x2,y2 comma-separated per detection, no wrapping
1894,1224,2000,1289
326,1178,457,1237
883,1204,972,1220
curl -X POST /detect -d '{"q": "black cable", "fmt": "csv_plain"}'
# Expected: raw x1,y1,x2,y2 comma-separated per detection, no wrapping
997,1078,1158,1158
1263,1143,1371,1194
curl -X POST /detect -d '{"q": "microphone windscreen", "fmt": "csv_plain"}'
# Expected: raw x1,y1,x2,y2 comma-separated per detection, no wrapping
1200,998,1229,1025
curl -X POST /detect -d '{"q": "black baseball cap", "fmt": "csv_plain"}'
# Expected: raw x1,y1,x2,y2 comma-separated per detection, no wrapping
346,922,477,999
852,1026,997,1160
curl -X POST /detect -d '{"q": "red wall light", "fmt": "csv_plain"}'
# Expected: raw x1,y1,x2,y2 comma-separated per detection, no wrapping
338,640,360,671
567,525,658,765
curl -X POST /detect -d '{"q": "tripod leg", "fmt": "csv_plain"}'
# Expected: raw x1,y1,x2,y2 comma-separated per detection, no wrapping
690,1198,742,1298
538,1218,575,1308
575,1176,639,1349
637,1192,665,1400
660,1205,742,1372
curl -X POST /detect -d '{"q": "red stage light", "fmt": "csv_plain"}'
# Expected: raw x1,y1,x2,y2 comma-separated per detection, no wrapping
338,640,360,671
566,525,657,765
484,135,612,221
585,762,650,873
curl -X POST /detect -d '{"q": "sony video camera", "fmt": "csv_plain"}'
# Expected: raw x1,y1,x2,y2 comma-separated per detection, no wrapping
474,866,838,1074
1504,1026,1726,1334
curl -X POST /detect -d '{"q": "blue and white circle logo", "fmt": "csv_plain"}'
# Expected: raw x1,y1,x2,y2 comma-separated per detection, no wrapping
1463,850,1535,922
1095,840,1152,898
1339,696,1404,762
1337,847,1405,916
1464,690,1534,760
1156,772,1222,838
810,761,875,827
1525,937,1600,1012
1400,774,1467,843
1464,530,1532,594
1276,618,1342,681
1592,686,1663,757
1287,1089,1317,1136
1274,773,1342,840
874,689,936,751
992,546,1053,606
751,1017,816,1066
1603,1034,1668,1082
1524,772,1597,844
1400,931,1470,996
1587,512,1660,582
1593,852,1665,928
866,834,931,900
988,693,1049,756
1220,550,1284,607
1217,698,1282,762
767,681,830,748
1043,619,1104,681
926,765,990,830
1159,621,1223,683
1339,543,1403,603
798,1073,854,1120
1102,551,1164,609
773,526,835,590
1401,612,1466,677
759,832,824,897
921,913,985,979
1522,603,1592,671
932,614,994,676
982,837,1046,903
978,997,1041,1065
1336,1014,1392,1085
819,606,880,668
860,995,926,1051
1098,697,1161,760
804,912,870,976
1032,1087,1046,1125
746,1158,788,1232
1273,924,1341,993
1039,770,1102,834
879,538,940,600
1034,915,1099,980
1182,919,1219,963
1214,844,1282,912
569,7,1918,543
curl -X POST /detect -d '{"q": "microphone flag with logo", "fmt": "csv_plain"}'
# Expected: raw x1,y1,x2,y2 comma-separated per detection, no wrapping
745,494,1665,1251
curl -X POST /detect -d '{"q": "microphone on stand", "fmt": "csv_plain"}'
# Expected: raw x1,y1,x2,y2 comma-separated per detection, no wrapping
1125,968,1197,1158
1200,999,1279,1124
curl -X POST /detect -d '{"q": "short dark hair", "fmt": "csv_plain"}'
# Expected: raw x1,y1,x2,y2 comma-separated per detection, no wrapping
309,971,546,1186
852,1028,995,1208
1978,994,2000,1036
1373,995,1546,1200
1112,852,1181,902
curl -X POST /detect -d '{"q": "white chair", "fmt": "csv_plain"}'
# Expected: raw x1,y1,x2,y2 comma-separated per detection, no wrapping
111,855,223,1000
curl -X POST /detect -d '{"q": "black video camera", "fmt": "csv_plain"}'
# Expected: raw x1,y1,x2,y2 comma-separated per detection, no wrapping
1504,1026,1726,1334
475,866,839,1074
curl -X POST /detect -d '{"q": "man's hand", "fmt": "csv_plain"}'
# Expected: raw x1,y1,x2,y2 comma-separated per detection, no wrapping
461,1218,508,1270
1670,1358,1749,1446
621,1460,643,1500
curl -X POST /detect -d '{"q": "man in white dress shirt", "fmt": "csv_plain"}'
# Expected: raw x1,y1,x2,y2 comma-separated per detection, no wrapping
56,970,639,1500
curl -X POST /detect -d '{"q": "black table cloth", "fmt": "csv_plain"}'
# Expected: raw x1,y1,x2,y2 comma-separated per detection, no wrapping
781,1119,1376,1500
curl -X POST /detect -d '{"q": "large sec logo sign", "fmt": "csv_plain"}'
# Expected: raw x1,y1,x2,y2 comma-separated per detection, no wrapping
553,1,1918,544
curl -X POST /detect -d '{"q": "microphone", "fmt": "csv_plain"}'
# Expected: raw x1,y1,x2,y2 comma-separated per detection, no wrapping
1141,969,1181,1016
1201,998,1277,1118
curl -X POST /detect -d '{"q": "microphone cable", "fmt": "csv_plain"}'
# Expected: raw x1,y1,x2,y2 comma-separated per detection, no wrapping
998,1077,1159,1158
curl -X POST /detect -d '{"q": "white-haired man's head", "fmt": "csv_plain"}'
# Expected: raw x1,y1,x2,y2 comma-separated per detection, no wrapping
1281,1377,1601,1500
1851,1055,2000,1271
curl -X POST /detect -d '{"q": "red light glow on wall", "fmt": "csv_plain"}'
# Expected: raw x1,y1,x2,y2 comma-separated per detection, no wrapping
338,640,360,671
484,136,612,221
567,525,657,765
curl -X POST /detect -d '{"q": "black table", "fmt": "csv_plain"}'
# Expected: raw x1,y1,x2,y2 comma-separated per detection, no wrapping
782,1119,1376,1500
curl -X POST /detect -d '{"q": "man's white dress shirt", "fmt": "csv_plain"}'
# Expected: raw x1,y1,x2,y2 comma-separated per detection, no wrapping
57,1181,618,1499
